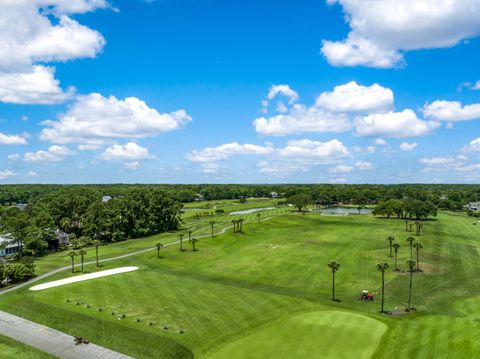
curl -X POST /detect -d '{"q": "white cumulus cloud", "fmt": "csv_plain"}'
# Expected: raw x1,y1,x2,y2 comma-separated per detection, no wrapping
399,142,418,151
99,142,154,161
266,85,299,104
186,143,273,162
24,145,73,162
40,93,192,148
0,170,16,180
322,0,480,68
315,81,394,113
277,139,350,162
355,109,438,138
355,161,374,170
423,100,480,122
254,81,399,136
0,66,75,104
463,137,480,153
254,106,351,136
0,133,28,145
0,0,107,104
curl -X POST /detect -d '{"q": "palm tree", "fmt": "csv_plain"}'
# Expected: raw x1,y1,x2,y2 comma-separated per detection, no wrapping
327,260,341,302
209,221,216,238
67,251,77,273
404,219,409,232
191,238,198,251
256,213,261,224
92,239,102,268
231,220,237,233
156,243,164,258
393,243,400,271
78,249,87,272
406,259,416,310
406,236,415,259
238,218,244,232
386,236,395,257
178,233,184,251
415,221,420,236
377,262,389,313
188,230,192,243
414,242,423,271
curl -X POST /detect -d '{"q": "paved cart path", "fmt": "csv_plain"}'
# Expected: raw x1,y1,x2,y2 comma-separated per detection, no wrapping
0,311,134,359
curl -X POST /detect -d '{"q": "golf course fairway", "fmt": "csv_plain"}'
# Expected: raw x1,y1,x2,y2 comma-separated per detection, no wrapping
207,311,387,359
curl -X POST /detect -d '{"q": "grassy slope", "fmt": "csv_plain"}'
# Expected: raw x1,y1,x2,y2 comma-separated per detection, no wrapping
0,334,54,359
2,203,480,358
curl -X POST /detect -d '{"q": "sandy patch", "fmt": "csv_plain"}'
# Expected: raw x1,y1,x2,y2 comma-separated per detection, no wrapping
29,267,139,291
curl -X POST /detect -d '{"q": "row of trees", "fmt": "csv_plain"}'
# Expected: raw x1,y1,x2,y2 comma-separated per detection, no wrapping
373,199,438,220
2,183,480,209
0,187,183,260
328,232,425,313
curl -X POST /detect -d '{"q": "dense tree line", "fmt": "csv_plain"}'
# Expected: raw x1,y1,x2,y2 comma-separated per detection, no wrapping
0,187,182,258
372,199,438,220
1,184,479,210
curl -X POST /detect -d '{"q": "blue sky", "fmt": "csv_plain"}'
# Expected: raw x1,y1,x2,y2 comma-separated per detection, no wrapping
1,0,480,183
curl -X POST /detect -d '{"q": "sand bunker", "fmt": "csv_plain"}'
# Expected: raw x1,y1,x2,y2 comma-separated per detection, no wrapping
29,266,139,291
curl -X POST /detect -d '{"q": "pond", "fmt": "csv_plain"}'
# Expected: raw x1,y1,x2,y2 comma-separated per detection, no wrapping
229,207,276,215
320,207,373,215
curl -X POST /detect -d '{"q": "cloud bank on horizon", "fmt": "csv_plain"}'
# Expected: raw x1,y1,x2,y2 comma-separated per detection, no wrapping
1,0,480,184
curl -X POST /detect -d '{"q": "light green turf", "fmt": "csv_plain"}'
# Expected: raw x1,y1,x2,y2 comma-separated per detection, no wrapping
32,199,289,275
0,334,54,359
2,202,480,358
207,310,387,359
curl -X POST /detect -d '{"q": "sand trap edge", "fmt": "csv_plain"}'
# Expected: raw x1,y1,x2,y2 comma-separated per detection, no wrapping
29,266,139,291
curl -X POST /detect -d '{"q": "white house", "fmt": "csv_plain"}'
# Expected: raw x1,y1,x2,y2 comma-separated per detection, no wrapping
0,235,21,257
464,202,480,212
54,229,70,246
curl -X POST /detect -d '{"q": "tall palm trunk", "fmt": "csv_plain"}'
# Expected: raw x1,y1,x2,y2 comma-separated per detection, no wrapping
394,251,398,270
71,258,75,273
416,247,420,271
332,271,336,301
380,271,385,312
408,269,413,310
410,243,413,259
95,246,99,267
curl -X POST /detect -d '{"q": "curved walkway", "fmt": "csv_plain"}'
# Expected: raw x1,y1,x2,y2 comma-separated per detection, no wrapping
0,311,134,359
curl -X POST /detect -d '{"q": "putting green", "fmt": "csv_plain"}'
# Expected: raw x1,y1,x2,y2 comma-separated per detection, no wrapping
206,311,387,359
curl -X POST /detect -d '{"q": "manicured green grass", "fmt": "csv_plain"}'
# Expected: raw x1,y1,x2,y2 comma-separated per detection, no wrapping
207,310,387,359
0,334,54,359
33,199,289,275
2,206,480,358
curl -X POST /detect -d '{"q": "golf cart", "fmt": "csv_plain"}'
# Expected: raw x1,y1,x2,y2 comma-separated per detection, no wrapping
360,290,374,302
